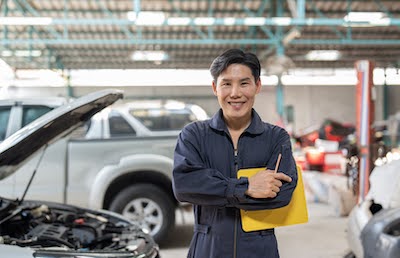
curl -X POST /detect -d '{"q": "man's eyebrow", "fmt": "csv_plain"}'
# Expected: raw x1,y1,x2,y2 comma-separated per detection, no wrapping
240,77,252,82
220,78,232,82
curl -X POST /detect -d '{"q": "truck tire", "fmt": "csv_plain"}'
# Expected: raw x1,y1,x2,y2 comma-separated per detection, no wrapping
109,184,175,244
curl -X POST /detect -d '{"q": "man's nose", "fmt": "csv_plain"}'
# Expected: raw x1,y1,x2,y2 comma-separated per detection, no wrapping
230,84,242,97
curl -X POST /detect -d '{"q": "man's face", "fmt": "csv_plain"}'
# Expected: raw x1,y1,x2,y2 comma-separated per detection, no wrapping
212,63,261,124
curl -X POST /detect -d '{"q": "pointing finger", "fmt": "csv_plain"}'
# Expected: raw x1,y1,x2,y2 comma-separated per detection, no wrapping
274,172,292,183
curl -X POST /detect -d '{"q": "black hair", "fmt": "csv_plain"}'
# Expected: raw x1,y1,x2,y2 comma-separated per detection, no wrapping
209,48,261,83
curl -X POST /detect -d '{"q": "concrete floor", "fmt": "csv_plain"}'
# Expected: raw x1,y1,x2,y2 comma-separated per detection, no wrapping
159,202,350,258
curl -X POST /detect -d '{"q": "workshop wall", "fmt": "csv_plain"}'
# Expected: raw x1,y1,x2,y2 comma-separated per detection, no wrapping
4,83,395,135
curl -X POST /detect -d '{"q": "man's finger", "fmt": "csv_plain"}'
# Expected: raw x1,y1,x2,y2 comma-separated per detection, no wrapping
274,172,292,182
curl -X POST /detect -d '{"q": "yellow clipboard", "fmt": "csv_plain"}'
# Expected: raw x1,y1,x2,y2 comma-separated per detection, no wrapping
237,165,308,232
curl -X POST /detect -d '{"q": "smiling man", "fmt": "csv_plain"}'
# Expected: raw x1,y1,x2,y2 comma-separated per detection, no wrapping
173,49,297,258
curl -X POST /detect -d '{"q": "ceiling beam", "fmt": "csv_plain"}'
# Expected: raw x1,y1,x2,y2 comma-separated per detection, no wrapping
1,38,400,46
2,16,400,27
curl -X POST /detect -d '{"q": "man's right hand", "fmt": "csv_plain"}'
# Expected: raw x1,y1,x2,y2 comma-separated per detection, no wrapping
245,169,292,198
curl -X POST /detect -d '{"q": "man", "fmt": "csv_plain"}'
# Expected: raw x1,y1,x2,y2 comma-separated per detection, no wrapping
173,49,297,258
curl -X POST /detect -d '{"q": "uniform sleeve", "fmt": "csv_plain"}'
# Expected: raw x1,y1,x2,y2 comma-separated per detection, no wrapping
236,129,298,211
172,124,249,207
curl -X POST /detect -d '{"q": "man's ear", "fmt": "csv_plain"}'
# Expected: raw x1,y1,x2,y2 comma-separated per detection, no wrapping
256,78,261,94
212,80,218,96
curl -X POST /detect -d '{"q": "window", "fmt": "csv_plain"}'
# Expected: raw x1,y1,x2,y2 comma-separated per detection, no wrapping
130,108,196,131
22,106,53,127
108,111,136,137
0,107,11,141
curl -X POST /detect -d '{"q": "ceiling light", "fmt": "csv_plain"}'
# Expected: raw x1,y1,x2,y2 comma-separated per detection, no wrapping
305,50,341,61
193,17,215,26
131,51,169,61
167,17,191,26
344,12,386,22
343,12,390,26
1,50,13,57
15,50,42,57
223,17,236,25
0,17,53,25
271,17,292,26
1,50,42,57
127,11,165,26
243,17,266,26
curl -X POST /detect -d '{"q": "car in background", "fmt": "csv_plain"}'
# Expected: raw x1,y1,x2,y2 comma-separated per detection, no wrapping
346,158,400,258
86,99,209,138
0,90,159,257
0,97,67,142
0,97,208,244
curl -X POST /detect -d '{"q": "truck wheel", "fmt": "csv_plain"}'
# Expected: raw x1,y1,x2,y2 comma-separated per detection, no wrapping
109,184,175,244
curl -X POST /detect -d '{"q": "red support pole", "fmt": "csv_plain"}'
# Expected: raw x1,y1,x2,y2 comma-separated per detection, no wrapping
355,60,375,203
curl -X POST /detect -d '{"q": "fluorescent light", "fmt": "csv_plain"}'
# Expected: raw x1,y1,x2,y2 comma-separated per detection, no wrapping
0,17,53,25
167,17,191,26
343,12,390,27
131,51,169,61
244,17,266,26
193,17,215,26
1,50,13,57
369,18,390,26
305,50,341,61
271,17,292,26
344,12,386,22
127,11,165,26
1,50,42,57
223,17,236,25
15,50,42,57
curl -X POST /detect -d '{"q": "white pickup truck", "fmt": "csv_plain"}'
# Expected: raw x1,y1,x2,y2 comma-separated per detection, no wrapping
0,97,207,244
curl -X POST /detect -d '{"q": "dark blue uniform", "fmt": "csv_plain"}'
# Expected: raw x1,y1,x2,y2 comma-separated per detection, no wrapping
173,109,297,258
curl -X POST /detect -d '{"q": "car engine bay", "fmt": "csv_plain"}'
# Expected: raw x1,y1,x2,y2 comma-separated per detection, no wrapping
0,197,158,256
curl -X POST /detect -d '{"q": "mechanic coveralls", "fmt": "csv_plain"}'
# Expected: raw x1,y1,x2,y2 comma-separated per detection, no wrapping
173,109,298,258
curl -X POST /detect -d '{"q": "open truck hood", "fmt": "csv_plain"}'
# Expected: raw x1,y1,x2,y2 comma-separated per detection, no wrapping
0,89,123,180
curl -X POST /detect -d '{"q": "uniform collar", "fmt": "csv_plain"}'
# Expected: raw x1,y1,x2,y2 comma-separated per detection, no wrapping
209,109,264,135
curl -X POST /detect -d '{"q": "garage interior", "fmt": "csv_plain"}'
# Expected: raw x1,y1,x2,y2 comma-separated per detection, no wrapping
1,1,400,257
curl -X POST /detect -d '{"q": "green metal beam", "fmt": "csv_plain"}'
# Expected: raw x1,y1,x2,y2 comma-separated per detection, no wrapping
168,0,207,39
63,0,68,38
242,0,270,51
207,0,214,38
292,39,400,45
2,16,398,27
1,0,9,48
235,0,276,39
95,0,134,39
373,0,400,31
1,38,400,46
2,1,61,69
297,0,305,19
310,0,345,39
13,0,62,39
0,38,278,45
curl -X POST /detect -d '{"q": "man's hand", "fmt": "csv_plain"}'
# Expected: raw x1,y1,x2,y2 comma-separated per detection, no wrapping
245,169,292,198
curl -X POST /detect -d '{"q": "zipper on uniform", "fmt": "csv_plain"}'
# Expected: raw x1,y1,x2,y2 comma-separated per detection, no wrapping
233,148,238,258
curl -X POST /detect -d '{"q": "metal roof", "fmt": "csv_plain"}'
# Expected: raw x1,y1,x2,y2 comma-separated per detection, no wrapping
0,0,399,72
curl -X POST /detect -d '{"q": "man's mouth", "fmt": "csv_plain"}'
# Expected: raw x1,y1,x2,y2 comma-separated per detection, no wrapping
228,101,245,108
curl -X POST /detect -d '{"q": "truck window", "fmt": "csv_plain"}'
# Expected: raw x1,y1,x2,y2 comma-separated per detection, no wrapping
109,111,136,137
0,107,11,141
130,108,195,131
22,106,53,127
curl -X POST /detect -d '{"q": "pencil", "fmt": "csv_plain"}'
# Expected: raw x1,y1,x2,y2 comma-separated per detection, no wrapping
273,153,282,173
